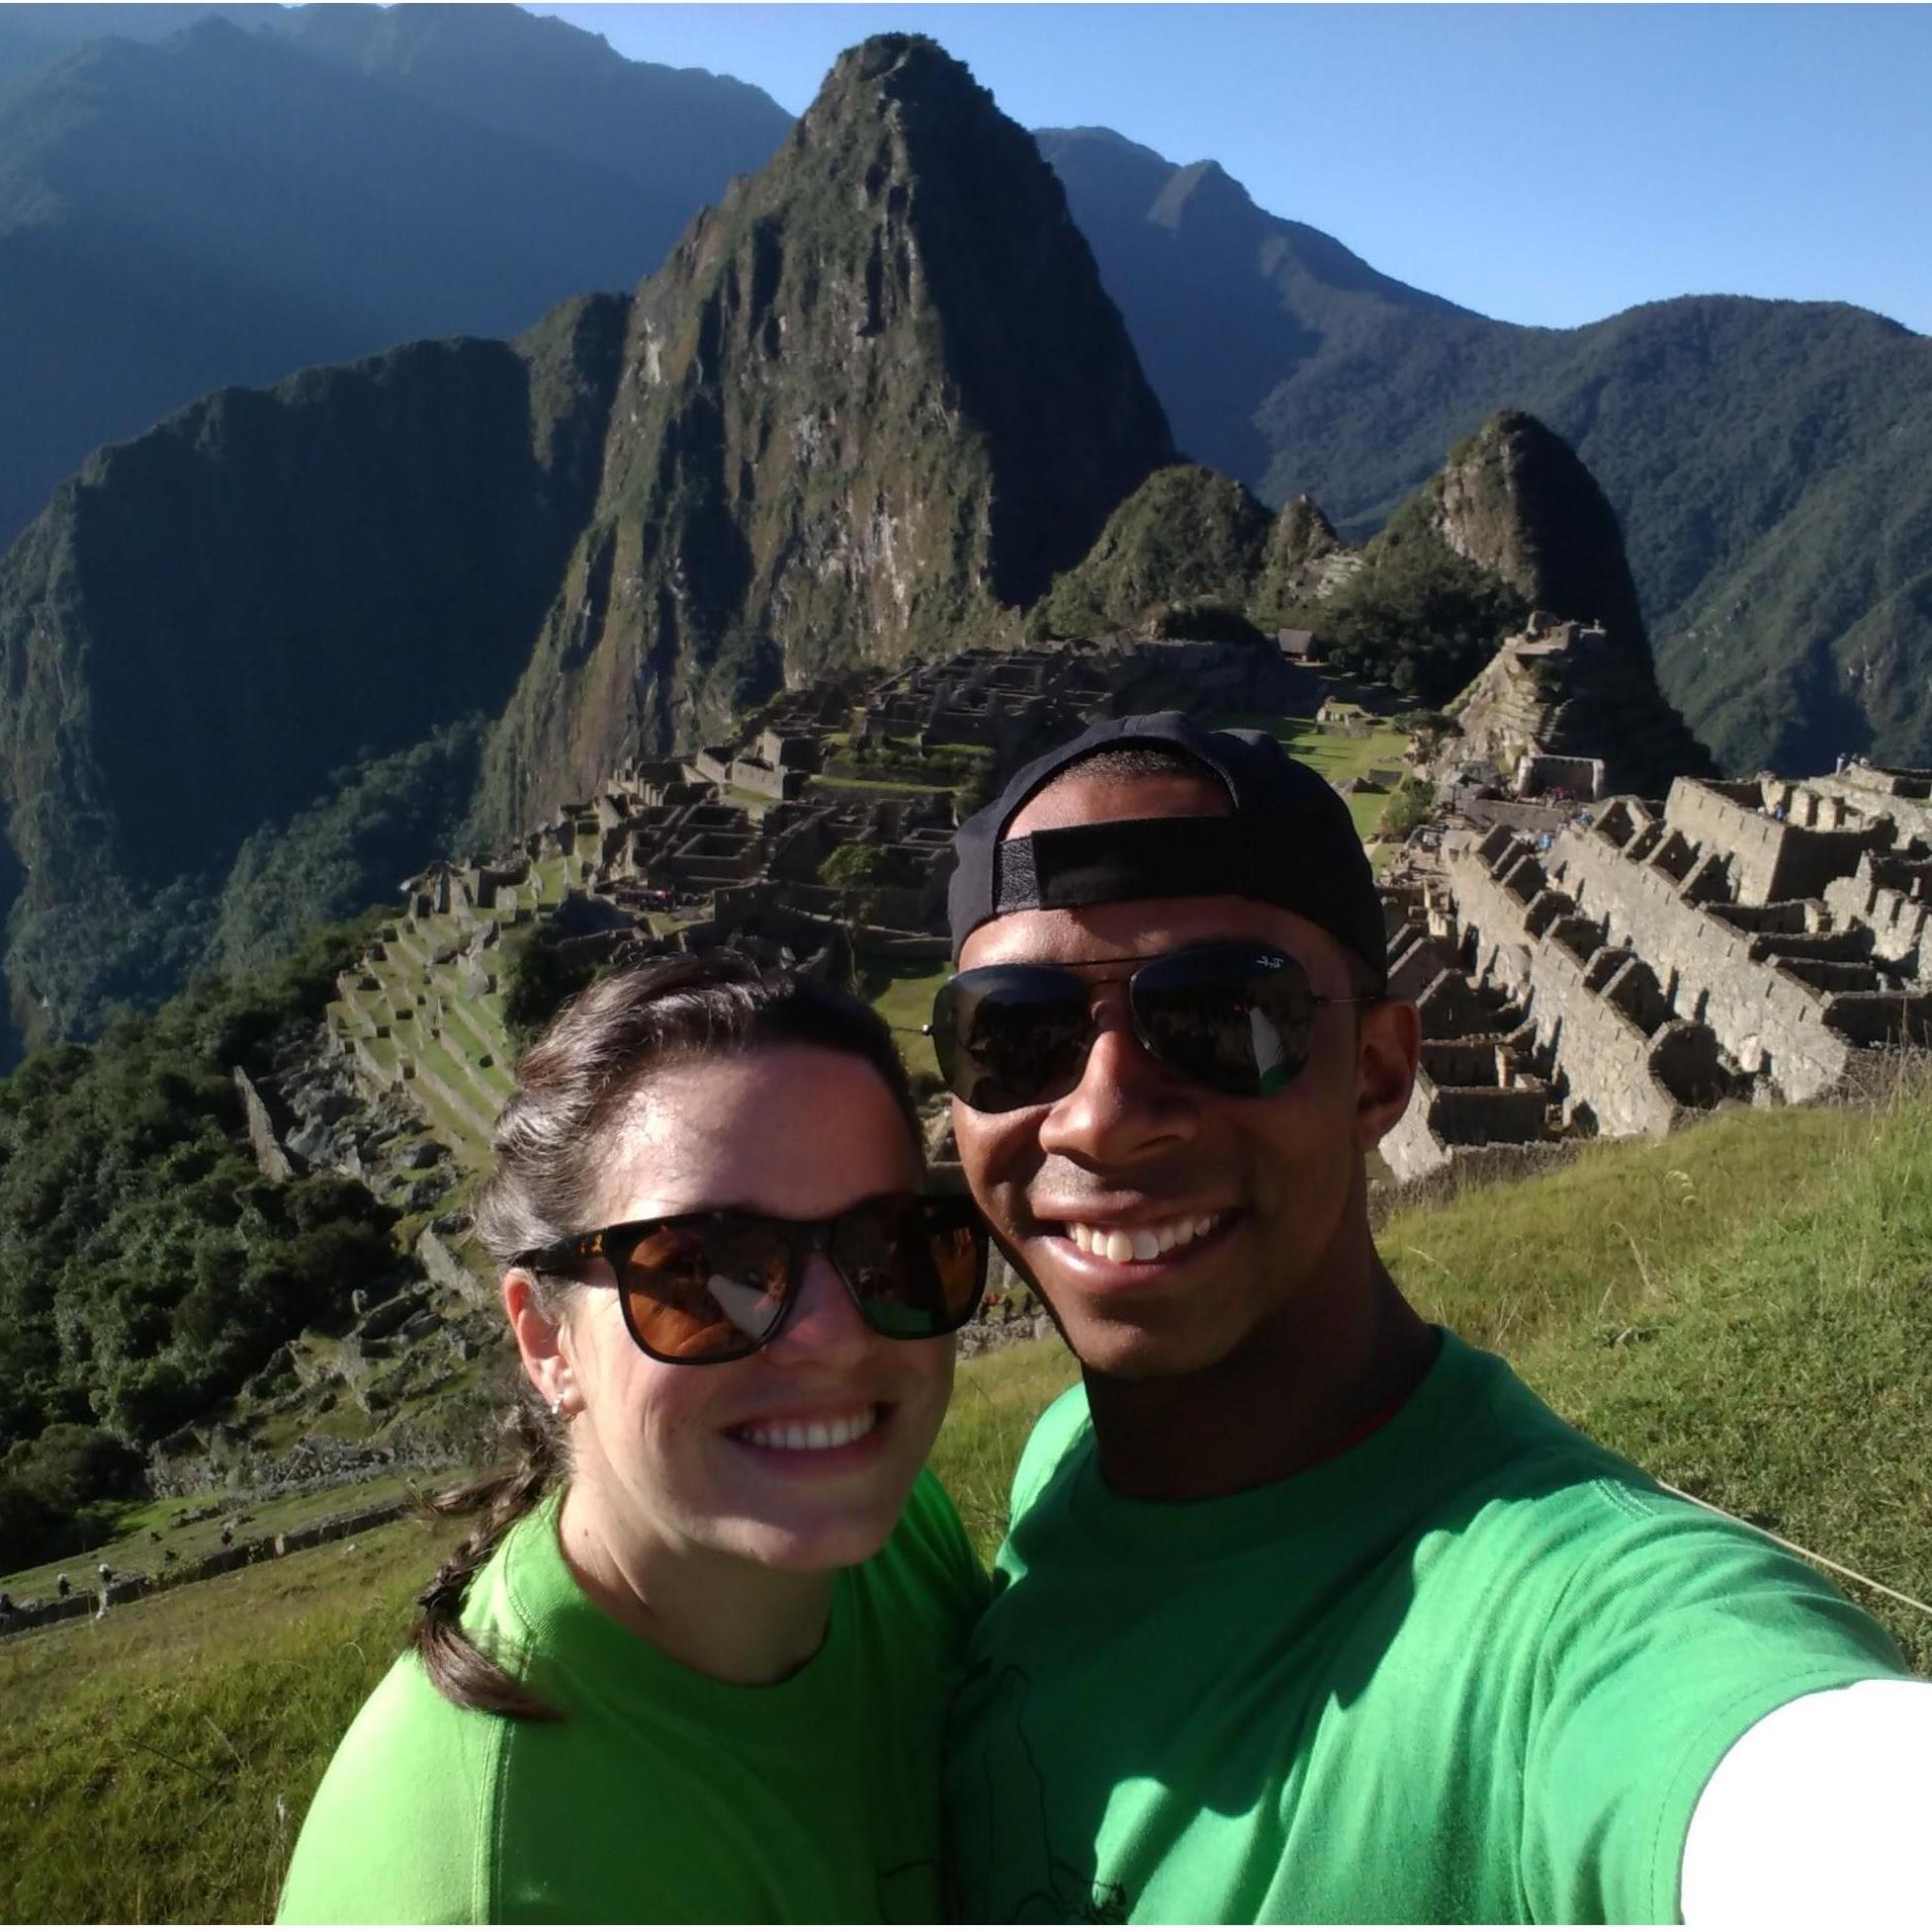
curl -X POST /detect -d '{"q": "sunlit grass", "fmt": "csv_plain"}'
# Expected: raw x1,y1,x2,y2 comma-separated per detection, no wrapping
861,955,949,1079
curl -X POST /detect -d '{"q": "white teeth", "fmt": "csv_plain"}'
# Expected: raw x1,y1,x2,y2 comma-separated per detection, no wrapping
1066,1214,1224,1265
738,1406,878,1451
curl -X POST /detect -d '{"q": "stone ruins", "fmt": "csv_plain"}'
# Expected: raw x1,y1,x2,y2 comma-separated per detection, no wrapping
213,631,1317,1443
1383,760,1932,1180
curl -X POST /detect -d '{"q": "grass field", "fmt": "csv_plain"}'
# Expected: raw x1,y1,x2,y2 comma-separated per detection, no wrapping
860,955,949,1080
0,1476,419,1606
5,1081,1929,1919
1204,708,1416,836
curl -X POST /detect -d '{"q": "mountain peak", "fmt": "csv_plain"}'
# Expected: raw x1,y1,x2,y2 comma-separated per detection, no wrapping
476,31,1174,824
1427,409,1649,649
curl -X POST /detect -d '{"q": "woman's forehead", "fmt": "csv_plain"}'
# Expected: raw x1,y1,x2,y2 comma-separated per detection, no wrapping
584,1045,919,1226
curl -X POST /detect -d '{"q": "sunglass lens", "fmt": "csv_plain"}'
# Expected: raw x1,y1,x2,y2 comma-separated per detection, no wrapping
932,968,1091,1112
1132,947,1317,1097
832,1199,986,1338
620,1220,792,1361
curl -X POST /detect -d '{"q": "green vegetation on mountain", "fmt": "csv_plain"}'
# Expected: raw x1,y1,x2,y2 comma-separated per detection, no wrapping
0,297,626,1049
473,33,1173,836
0,921,392,1568
0,4,789,552
1035,411,1699,724
1309,408,1669,703
1032,464,1273,636
210,720,488,978
1041,127,1932,772
0,33,1180,1051
1312,528,1528,701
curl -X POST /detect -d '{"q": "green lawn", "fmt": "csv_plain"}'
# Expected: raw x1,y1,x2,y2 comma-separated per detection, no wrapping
0,1476,420,1605
1204,709,1416,837
860,955,949,1080
0,1516,444,1923
1384,1082,1932,1668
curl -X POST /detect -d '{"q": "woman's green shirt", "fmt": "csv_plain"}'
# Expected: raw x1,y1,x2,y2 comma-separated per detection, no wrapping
279,1470,986,1923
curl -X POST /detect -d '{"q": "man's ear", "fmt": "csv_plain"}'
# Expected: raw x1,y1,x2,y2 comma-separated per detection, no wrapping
503,1271,575,1415
1355,998,1421,1152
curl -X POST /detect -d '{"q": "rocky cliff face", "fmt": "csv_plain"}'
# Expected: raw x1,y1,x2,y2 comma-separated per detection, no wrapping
1394,414,1712,789
0,295,627,1044
1415,410,1651,652
0,35,1177,1046
477,35,1174,834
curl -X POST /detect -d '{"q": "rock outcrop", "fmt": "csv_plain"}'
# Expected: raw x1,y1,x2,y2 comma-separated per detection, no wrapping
1443,612,1715,799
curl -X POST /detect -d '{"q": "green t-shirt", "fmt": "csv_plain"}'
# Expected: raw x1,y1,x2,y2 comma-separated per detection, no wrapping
945,1330,1910,1924
280,1468,987,1924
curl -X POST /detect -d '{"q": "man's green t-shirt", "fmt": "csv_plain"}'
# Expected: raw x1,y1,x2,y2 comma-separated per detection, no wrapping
280,1468,987,1923
945,1330,1910,1924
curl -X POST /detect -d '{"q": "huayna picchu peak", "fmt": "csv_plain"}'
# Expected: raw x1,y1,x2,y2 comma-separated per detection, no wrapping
475,33,1174,836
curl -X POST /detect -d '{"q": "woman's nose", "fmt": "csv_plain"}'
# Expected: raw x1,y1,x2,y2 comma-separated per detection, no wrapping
762,1252,871,1366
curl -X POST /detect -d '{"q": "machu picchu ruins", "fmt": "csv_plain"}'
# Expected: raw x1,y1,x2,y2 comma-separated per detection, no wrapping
287,620,1932,1215
1383,762,1932,1181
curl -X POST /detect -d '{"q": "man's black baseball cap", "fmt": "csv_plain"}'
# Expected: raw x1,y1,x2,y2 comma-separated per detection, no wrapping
946,711,1387,981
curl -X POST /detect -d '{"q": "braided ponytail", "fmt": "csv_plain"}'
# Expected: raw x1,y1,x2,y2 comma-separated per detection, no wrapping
409,1394,568,1719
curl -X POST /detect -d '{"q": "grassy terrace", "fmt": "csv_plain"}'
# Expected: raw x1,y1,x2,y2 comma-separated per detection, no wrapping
1205,708,1416,837
0,1475,420,1607
809,772,951,799
0,1516,444,1923
860,955,949,1079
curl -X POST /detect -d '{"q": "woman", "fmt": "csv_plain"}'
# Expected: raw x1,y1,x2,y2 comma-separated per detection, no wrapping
279,954,990,1922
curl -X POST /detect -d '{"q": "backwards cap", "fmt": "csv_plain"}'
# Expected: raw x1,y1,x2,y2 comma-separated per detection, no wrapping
946,711,1387,980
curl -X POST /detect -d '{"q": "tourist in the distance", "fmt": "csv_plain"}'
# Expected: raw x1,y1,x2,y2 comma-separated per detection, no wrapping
279,952,989,1923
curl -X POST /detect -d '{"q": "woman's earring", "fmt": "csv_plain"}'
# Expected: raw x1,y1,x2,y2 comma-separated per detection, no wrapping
549,1393,567,1419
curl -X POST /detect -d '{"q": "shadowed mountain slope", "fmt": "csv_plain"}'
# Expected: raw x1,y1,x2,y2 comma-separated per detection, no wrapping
0,34,1174,1049
0,5,789,551
0,296,628,1045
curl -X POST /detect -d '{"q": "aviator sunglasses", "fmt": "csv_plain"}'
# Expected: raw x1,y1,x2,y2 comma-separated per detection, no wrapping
512,1192,988,1365
927,942,1376,1113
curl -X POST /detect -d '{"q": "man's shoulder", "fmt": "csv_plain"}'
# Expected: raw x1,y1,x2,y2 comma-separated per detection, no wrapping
1009,1378,1093,1518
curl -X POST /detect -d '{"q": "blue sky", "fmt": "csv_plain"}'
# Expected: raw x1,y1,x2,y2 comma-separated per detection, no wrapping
530,4,1932,335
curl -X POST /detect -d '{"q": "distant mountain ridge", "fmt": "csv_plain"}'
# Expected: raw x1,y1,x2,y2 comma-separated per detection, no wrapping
1037,127,1932,774
0,3,790,550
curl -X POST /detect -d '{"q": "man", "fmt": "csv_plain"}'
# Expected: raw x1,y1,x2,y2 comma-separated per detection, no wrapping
936,712,1926,1923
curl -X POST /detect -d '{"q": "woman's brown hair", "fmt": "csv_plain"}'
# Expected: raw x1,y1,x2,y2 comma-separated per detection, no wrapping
409,950,920,1716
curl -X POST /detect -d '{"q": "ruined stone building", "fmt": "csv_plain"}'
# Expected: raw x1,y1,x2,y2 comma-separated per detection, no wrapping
1439,611,1715,803
1385,765,1932,1180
